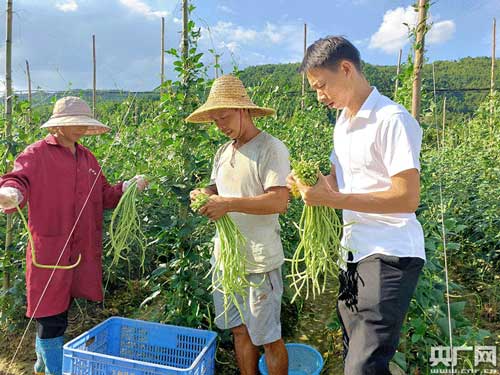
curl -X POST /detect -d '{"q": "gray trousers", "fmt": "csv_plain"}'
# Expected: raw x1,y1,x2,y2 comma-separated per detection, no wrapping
338,254,424,375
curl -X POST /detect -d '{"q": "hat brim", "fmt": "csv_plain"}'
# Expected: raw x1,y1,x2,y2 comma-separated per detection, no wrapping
185,105,276,123
40,115,111,135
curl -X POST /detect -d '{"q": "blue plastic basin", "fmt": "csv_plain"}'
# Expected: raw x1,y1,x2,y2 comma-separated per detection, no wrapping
258,343,324,375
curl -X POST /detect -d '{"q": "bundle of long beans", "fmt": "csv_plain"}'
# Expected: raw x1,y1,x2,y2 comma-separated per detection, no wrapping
289,160,345,302
108,180,146,271
191,192,252,322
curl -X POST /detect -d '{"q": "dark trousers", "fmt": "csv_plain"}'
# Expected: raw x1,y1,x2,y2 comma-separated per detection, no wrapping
35,310,68,339
337,254,424,375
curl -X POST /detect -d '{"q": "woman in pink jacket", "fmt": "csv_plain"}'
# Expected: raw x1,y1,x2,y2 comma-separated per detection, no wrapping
0,96,147,375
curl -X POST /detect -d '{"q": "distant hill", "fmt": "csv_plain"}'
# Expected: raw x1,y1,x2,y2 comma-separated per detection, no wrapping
239,57,499,115
6,89,159,108
4,57,497,117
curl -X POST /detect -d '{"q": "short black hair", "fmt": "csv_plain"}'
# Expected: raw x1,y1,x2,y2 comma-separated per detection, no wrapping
299,36,362,73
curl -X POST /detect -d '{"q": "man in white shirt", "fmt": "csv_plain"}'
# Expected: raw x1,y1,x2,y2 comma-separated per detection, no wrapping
288,36,425,375
187,75,290,375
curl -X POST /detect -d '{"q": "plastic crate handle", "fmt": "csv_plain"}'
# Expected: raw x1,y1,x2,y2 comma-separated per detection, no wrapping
85,336,95,347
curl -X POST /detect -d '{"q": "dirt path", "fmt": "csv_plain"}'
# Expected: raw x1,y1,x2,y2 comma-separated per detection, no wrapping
286,286,344,374
285,285,405,375
0,328,36,375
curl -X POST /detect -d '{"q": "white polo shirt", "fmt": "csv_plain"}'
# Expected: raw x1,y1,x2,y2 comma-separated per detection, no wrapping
330,87,426,264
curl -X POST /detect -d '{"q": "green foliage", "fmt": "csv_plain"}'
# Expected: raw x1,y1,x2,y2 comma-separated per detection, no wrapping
386,15,497,370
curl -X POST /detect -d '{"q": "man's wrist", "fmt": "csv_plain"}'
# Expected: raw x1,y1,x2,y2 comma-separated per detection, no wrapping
223,197,235,212
326,191,347,209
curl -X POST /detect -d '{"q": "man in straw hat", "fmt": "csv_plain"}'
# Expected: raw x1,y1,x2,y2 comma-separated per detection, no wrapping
288,36,425,374
188,75,289,374
0,96,147,375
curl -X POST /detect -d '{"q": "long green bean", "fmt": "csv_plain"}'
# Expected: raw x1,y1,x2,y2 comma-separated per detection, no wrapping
289,160,346,302
108,180,146,271
191,192,252,323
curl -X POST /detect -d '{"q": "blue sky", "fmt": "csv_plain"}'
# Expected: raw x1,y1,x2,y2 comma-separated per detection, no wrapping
0,0,498,91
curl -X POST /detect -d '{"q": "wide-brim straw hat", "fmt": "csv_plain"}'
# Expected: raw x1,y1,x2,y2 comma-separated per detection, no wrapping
40,96,111,135
185,75,275,123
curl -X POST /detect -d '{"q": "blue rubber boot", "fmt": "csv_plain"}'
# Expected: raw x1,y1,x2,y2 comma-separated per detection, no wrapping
35,336,64,375
34,336,45,374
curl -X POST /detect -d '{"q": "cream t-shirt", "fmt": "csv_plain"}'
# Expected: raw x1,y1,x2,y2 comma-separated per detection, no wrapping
210,131,290,273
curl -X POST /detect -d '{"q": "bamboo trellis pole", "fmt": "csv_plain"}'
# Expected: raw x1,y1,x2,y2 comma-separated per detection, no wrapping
301,23,307,109
491,18,496,96
490,18,496,135
442,96,447,148
215,54,219,78
411,0,428,122
92,34,96,117
160,16,165,96
432,63,440,148
3,0,13,291
26,59,32,124
394,49,402,99
182,0,188,60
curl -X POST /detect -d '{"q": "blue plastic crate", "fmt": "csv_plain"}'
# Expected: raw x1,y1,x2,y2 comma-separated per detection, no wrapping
63,317,217,375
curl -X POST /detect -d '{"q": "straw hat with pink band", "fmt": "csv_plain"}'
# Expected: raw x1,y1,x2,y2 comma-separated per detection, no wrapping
40,96,111,135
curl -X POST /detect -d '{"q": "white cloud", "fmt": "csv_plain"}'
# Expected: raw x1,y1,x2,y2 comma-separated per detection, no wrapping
427,20,456,44
217,5,235,15
221,41,239,53
369,6,455,54
119,0,168,19
369,6,417,53
202,21,303,54
263,23,296,44
55,0,78,12
209,22,258,44
198,20,307,70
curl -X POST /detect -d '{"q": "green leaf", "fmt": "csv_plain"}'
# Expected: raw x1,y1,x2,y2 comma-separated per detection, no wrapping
392,352,407,371
437,317,455,337
450,301,466,316
411,334,422,343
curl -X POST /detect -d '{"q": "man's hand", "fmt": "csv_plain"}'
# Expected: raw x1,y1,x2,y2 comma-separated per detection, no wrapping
199,195,230,221
189,188,204,202
286,172,299,197
190,185,217,202
287,171,341,207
